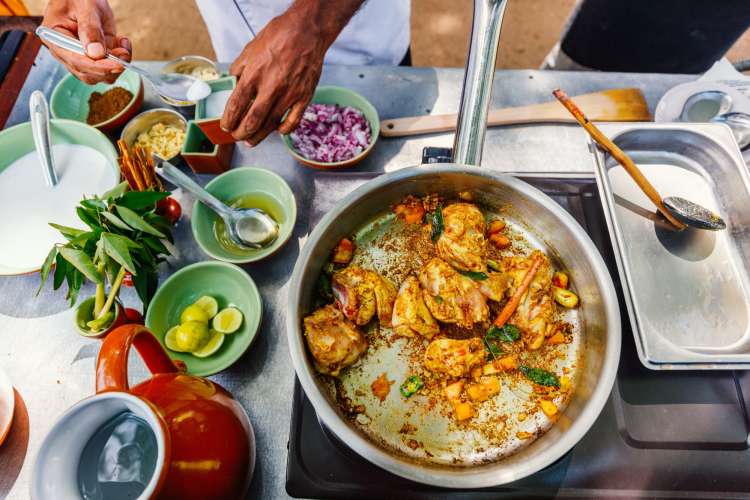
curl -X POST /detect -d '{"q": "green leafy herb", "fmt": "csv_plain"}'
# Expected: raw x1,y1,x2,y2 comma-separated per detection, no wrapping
318,273,333,300
116,205,166,237
486,324,520,343
48,223,85,240
519,365,560,387
430,204,444,242
484,338,503,360
459,270,489,281
101,211,132,231
36,246,58,295
101,233,137,274
102,181,129,201
487,259,501,272
40,187,172,319
58,247,103,284
434,295,444,304
118,190,169,211
400,376,424,397
53,253,67,290
81,198,107,211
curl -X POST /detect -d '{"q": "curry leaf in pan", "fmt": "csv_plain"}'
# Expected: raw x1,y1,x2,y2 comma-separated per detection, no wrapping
430,203,444,242
519,365,560,387
486,324,520,342
484,338,503,360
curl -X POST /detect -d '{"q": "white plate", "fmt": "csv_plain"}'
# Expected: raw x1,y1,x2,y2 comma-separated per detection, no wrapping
654,81,750,123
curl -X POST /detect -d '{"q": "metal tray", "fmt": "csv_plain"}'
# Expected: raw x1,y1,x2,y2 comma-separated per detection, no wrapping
592,122,750,369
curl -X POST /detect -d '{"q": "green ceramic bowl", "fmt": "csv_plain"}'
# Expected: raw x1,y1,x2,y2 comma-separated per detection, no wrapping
192,167,297,263
0,119,119,276
281,85,380,169
145,261,262,376
50,69,144,132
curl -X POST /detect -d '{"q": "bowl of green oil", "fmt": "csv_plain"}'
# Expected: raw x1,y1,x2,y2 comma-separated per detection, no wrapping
192,167,296,263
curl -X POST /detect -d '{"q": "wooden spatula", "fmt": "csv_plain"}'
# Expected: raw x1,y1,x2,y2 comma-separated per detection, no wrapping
380,88,650,137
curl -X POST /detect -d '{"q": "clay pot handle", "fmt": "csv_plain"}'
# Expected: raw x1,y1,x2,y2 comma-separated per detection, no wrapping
96,324,185,394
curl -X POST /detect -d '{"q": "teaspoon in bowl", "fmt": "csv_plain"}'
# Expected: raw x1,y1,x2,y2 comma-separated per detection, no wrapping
155,159,279,249
36,27,210,103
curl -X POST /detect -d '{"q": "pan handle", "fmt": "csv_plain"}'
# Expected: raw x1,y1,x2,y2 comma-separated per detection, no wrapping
452,0,509,167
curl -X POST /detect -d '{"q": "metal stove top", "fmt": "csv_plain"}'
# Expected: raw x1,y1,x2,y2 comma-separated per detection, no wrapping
286,176,750,500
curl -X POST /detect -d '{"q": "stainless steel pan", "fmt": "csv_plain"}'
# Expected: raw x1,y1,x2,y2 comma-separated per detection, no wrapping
287,0,620,488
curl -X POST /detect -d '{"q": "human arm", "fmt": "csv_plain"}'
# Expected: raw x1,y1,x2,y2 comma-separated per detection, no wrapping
221,0,364,145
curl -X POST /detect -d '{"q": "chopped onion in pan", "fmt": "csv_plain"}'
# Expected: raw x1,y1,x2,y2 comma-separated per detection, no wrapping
290,103,371,163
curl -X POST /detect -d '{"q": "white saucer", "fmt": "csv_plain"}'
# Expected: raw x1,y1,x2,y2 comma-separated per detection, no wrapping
654,81,750,123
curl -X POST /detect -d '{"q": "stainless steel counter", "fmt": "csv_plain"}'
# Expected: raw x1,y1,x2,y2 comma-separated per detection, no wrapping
0,48,690,499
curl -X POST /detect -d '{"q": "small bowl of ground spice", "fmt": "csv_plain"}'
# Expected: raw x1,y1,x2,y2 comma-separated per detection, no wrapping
50,69,143,133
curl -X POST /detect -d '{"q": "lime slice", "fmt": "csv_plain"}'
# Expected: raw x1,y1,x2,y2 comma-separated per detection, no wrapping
193,295,219,318
193,330,225,358
180,304,210,324
175,321,210,352
212,307,243,334
164,325,188,352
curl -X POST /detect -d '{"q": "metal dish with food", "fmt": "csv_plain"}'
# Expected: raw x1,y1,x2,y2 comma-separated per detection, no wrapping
287,0,620,488
281,86,380,169
159,55,221,107
121,108,187,162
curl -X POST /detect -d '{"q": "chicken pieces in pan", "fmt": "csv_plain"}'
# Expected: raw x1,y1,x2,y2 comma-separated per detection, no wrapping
436,203,487,273
332,267,398,327
392,276,440,339
303,305,368,376
418,257,488,328
478,272,511,301
501,250,555,350
424,337,485,378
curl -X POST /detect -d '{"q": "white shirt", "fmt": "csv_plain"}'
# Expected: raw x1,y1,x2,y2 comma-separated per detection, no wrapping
195,0,411,65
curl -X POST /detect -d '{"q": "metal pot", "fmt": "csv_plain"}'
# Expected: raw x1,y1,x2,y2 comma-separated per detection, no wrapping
287,0,620,488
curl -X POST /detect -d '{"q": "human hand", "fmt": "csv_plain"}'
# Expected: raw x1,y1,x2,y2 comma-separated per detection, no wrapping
41,0,131,84
220,7,325,145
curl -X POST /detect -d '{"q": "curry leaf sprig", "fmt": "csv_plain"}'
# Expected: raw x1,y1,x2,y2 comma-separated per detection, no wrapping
37,182,172,329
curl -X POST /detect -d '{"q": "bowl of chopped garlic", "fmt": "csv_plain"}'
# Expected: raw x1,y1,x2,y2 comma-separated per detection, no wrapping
121,108,188,161
159,56,222,108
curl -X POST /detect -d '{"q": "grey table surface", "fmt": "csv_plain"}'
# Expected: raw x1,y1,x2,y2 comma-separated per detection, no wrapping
0,48,692,499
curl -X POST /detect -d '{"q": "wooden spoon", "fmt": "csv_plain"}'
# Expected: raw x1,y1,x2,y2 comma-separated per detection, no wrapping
380,88,650,137
553,88,727,231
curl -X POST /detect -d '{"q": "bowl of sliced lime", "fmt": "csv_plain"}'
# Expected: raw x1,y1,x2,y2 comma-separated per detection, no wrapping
145,261,262,376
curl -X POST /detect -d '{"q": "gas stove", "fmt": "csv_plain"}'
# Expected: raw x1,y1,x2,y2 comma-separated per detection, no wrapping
286,177,750,499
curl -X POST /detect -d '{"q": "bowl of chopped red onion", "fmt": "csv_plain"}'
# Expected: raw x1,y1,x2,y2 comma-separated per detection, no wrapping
282,86,379,169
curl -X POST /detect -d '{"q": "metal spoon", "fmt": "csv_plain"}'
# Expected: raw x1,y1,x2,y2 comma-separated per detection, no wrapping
155,159,279,248
35,27,210,103
29,90,58,187
679,90,733,122
711,112,750,149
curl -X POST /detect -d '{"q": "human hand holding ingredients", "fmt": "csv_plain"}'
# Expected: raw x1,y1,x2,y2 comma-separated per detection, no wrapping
221,0,364,146
41,0,131,85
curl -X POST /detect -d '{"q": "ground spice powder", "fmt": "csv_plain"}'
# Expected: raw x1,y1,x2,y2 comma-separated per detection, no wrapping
87,87,134,125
